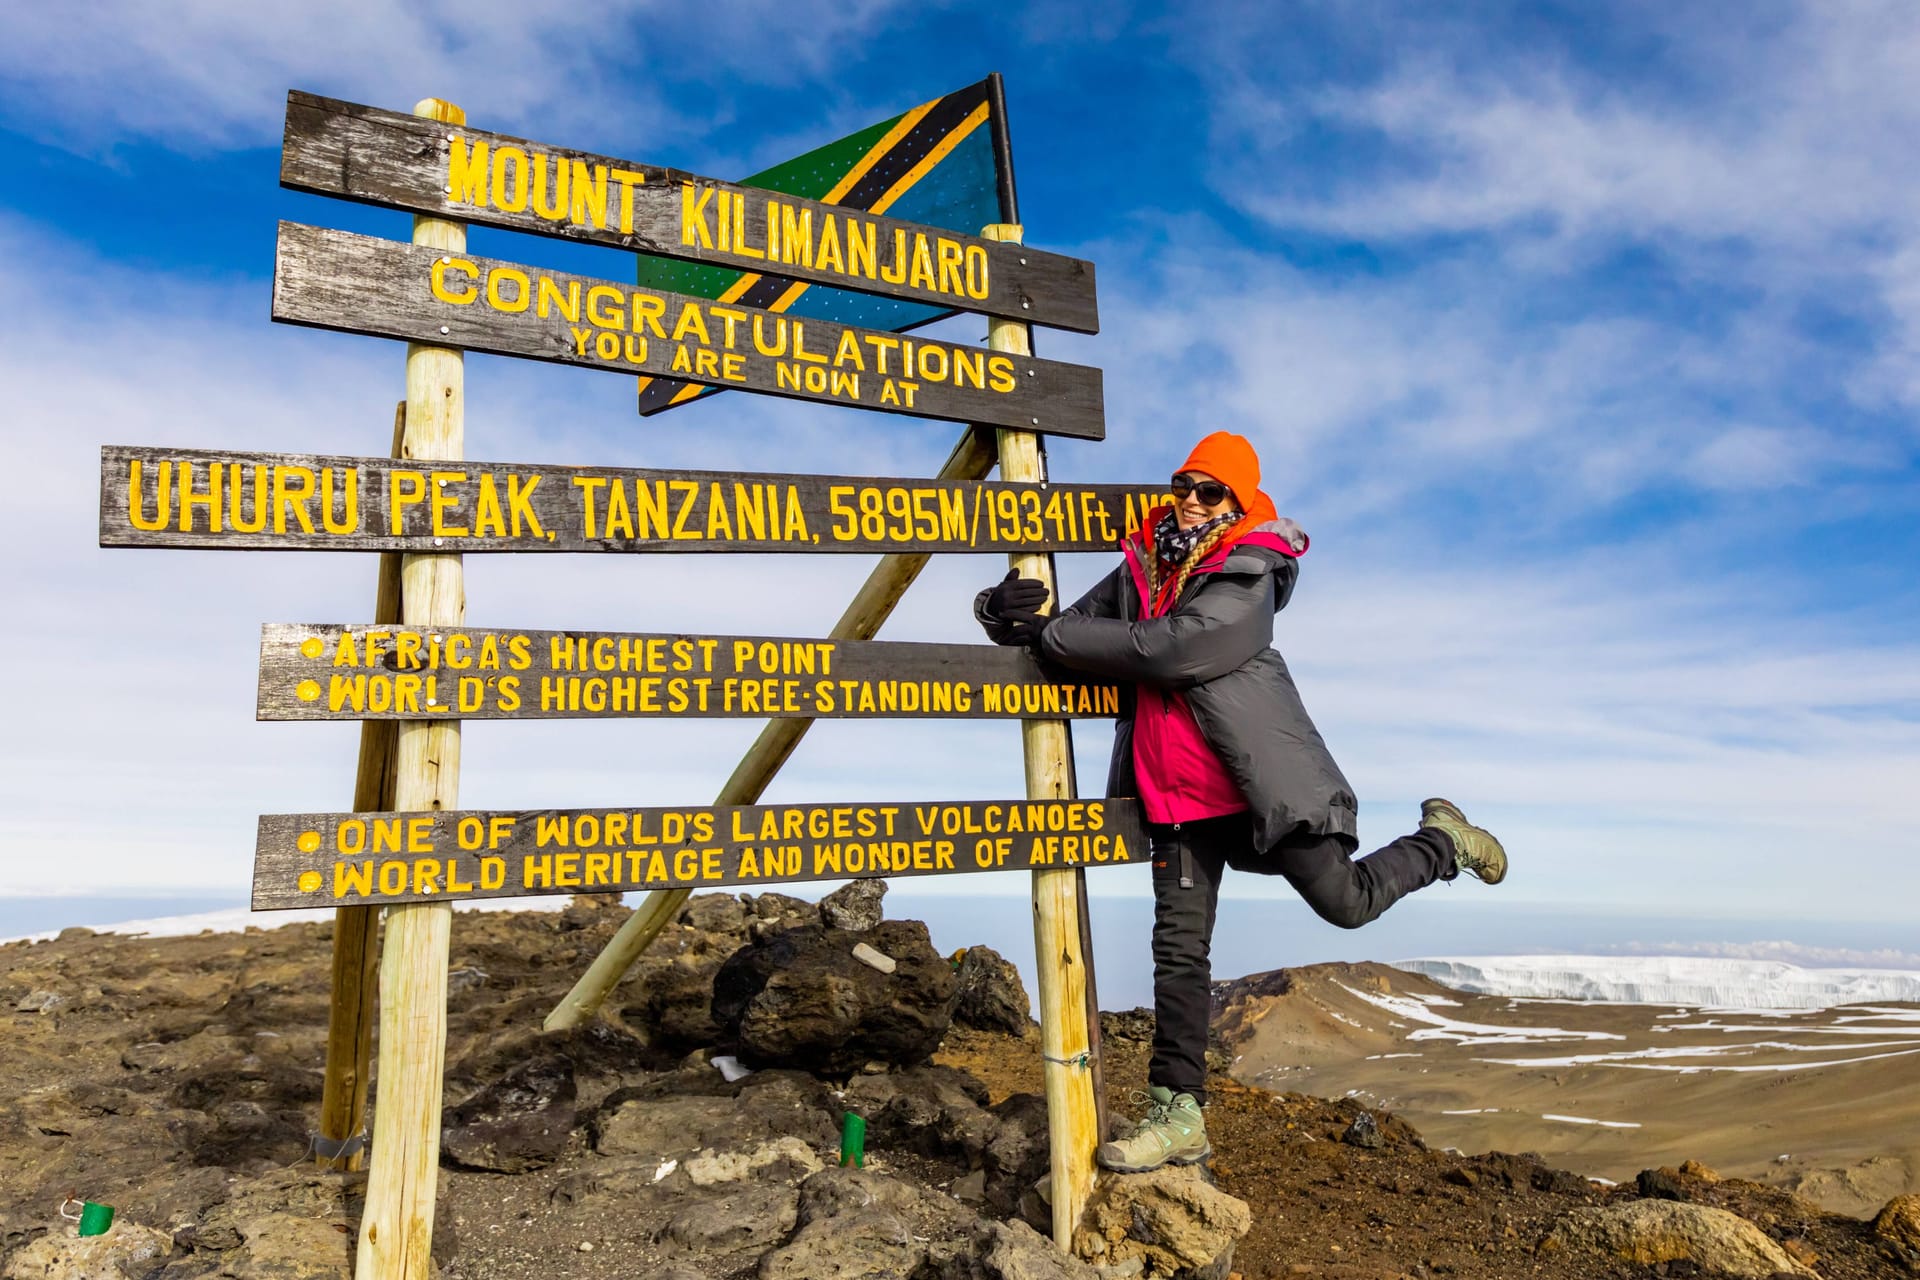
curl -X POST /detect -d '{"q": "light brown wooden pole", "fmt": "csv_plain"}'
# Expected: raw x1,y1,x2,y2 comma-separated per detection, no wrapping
315,401,406,1170
984,222,1098,1249
543,425,997,1031
357,97,467,1280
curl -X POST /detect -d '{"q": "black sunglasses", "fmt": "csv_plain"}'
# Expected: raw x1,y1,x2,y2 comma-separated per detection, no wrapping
1170,474,1232,505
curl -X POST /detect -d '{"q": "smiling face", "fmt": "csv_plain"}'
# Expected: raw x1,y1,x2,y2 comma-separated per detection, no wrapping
1173,470,1240,530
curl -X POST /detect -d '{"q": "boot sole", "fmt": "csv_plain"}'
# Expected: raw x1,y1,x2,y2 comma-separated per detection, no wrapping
1095,1142,1213,1174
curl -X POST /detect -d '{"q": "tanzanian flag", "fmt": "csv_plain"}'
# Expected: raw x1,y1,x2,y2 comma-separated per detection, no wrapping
635,75,1018,416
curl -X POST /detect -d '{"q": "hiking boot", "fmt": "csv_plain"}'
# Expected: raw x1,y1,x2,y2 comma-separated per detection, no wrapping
1095,1085,1210,1173
1421,798,1507,884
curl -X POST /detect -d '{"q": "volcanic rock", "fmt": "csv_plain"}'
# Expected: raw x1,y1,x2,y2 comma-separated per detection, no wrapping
594,1072,836,1159
660,1184,799,1254
711,920,957,1072
1876,1194,1920,1257
1074,1164,1251,1279
2,1221,173,1279
1544,1200,1814,1277
441,1052,577,1173
818,879,887,931
953,945,1032,1034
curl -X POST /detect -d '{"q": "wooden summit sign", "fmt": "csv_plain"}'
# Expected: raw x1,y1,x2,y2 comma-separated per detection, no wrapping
101,445,1172,554
254,796,1146,910
271,223,1106,439
280,91,1099,334
257,623,1123,722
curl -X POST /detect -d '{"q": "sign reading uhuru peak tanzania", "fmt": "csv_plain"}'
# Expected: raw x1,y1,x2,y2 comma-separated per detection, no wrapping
271,223,1104,438
256,623,1123,722
253,797,1146,909
100,446,1173,554
280,90,1096,334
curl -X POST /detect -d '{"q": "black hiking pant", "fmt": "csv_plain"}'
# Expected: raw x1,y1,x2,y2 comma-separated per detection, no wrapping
1147,811,1456,1102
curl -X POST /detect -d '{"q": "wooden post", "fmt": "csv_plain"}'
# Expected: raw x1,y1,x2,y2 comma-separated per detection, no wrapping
542,425,997,1032
356,97,466,1280
984,222,1098,1249
315,401,406,1170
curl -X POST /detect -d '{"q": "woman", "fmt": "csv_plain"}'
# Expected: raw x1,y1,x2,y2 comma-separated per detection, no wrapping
975,430,1507,1174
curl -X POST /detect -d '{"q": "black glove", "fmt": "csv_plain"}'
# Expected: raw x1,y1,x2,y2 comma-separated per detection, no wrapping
980,569,1053,647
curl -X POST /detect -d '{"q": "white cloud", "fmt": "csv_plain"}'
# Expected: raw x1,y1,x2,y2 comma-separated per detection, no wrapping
1171,2,1920,430
0,0,916,153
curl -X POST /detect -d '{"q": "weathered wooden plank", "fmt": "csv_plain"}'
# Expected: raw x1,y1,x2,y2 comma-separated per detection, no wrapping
101,445,1171,554
254,797,1146,909
271,223,1106,439
258,623,1121,723
280,91,1099,334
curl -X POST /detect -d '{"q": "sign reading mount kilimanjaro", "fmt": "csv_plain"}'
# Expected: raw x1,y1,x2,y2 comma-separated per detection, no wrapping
279,91,1097,334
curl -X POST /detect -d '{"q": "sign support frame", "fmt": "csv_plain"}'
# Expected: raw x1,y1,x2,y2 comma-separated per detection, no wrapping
314,401,406,1171
541,424,997,1031
355,96,467,1280
985,222,1100,1250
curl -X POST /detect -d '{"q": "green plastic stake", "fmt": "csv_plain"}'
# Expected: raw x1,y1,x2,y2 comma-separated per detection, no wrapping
839,1112,866,1168
77,1202,114,1237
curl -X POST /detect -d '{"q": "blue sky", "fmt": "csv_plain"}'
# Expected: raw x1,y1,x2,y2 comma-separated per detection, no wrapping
2,3,1916,936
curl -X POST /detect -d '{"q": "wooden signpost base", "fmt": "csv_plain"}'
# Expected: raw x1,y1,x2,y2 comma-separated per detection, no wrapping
355,97,466,1280
315,402,405,1171
984,223,1100,1250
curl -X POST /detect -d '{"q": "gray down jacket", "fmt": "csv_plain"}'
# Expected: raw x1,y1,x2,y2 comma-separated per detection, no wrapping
977,519,1358,852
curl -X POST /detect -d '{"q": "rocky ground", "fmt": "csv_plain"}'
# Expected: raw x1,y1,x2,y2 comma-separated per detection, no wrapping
3,888,1916,1279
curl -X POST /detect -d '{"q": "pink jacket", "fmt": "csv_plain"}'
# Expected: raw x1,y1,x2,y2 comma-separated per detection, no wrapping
1121,522,1299,825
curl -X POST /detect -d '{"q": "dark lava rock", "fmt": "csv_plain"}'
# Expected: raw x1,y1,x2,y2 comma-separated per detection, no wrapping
441,1052,576,1172
953,945,1031,1035
711,920,957,1073
1342,1110,1384,1149
594,1072,836,1159
818,879,887,931
677,892,752,937
1639,1166,1692,1202
746,892,819,941
660,1183,800,1254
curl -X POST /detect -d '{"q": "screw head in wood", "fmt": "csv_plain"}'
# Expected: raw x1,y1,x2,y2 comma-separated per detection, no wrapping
440,326,450,335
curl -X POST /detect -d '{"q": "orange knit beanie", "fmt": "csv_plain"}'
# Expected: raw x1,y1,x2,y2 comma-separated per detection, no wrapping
1178,431,1277,527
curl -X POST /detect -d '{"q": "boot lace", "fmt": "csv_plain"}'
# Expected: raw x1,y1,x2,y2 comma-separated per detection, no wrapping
1124,1089,1176,1135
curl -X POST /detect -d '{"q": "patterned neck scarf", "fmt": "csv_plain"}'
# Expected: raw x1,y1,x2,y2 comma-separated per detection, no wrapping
1153,509,1242,567
1144,509,1244,612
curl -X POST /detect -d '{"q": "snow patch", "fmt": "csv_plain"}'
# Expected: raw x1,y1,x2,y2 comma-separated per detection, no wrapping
1393,955,1920,1010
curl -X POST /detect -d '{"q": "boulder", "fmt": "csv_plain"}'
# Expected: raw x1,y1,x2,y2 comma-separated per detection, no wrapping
746,892,820,941
684,1135,825,1187
634,953,731,1047
976,1219,1105,1280
819,879,887,931
678,892,752,936
953,946,1032,1034
758,1168,934,1280
1544,1201,1814,1277
196,1211,355,1279
1875,1194,1920,1256
712,921,958,1073
1074,1165,1251,1280
661,1184,800,1254
441,1052,577,1173
2,1222,173,1279
846,1065,994,1158
594,1073,836,1159
1340,1111,1383,1149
